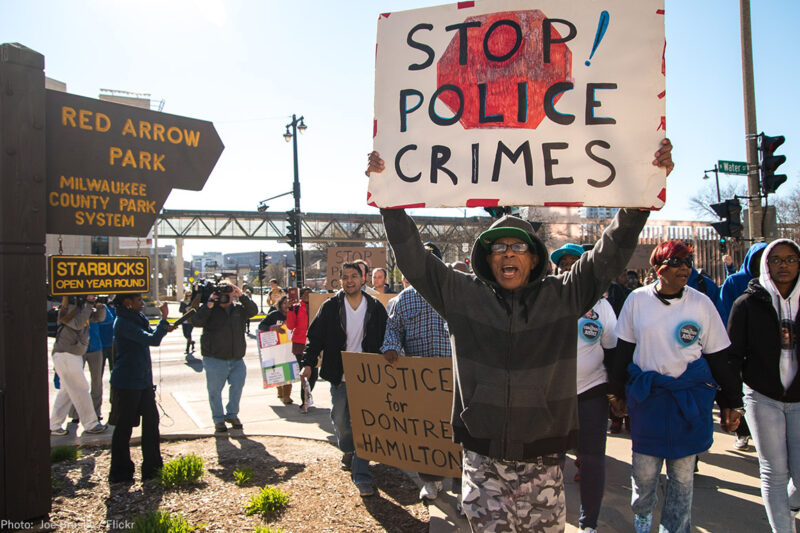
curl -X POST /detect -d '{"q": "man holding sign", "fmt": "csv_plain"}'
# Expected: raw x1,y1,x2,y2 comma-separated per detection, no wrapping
367,139,672,532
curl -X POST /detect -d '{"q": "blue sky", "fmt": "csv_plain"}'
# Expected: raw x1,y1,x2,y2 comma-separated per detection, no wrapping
3,0,798,257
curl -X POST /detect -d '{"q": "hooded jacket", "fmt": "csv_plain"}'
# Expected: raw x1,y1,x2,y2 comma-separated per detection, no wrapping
626,358,718,459
382,207,649,461
719,242,768,326
52,302,107,356
728,239,800,402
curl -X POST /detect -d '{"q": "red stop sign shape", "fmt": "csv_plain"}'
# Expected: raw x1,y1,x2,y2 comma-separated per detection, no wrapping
436,10,572,130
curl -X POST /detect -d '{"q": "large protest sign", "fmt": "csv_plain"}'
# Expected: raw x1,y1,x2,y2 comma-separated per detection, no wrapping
326,247,386,290
257,327,299,388
368,1,666,210
342,352,461,478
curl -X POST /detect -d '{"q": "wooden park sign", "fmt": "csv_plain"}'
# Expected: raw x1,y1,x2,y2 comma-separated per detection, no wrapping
45,90,224,236
342,352,461,478
49,255,149,295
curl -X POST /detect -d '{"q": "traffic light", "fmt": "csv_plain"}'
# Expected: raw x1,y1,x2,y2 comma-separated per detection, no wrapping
285,210,298,248
759,133,787,195
710,198,743,239
259,251,269,281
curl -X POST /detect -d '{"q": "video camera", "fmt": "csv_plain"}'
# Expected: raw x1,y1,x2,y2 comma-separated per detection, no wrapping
191,277,235,305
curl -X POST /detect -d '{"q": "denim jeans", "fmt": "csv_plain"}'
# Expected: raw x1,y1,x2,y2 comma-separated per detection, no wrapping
631,452,695,533
744,384,800,533
202,357,246,424
330,382,371,485
577,393,609,529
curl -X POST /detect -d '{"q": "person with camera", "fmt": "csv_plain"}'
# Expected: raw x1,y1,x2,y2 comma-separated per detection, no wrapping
50,295,108,436
192,280,258,434
108,293,176,483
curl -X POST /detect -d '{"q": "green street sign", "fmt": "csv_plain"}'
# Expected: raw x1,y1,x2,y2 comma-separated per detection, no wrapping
718,160,748,175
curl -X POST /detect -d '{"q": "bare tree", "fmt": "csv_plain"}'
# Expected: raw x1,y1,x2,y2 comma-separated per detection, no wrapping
689,182,747,220
772,173,800,225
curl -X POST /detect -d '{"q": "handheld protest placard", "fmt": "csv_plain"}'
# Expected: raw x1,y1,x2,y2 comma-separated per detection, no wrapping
342,352,461,478
368,0,666,210
326,246,386,291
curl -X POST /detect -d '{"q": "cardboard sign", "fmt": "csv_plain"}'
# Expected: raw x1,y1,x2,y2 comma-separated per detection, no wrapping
45,90,224,237
342,352,461,478
257,326,300,388
326,247,386,290
368,1,666,210
48,255,149,295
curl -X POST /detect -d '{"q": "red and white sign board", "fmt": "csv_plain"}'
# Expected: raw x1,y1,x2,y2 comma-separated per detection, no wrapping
368,0,666,210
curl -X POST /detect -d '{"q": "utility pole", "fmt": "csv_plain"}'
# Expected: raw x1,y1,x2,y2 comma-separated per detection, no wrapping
740,0,763,240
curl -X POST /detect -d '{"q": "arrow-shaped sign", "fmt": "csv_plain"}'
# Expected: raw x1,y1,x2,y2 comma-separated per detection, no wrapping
45,90,224,237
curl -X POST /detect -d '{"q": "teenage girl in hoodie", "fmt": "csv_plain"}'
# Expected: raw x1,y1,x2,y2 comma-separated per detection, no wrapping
728,239,800,533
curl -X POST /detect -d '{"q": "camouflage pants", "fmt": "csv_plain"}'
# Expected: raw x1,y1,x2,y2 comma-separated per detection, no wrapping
461,449,565,533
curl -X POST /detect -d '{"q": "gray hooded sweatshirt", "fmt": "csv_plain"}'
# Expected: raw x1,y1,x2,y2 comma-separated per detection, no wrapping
52,302,106,356
382,207,648,461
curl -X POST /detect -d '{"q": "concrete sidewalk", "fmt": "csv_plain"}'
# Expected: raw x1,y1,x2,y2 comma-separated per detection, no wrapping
52,381,774,533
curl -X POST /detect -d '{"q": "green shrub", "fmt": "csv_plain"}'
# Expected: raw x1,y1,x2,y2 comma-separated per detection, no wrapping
159,454,204,489
233,466,254,486
50,445,82,463
245,485,290,517
253,526,283,533
131,510,202,533
51,471,63,492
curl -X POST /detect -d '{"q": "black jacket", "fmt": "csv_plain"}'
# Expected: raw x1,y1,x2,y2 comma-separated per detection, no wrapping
302,290,387,386
728,279,800,403
193,296,258,360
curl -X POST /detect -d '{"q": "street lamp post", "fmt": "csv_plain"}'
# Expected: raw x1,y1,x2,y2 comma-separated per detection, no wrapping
703,164,721,202
284,114,307,287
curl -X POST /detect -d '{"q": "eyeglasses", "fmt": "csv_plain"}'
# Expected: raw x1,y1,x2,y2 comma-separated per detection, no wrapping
767,256,800,266
490,242,529,254
661,256,693,268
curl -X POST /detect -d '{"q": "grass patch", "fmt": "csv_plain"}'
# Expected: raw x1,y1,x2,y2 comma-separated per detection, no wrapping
159,454,204,489
50,445,82,463
131,510,203,532
51,471,63,493
245,485,290,517
253,527,284,533
233,466,254,486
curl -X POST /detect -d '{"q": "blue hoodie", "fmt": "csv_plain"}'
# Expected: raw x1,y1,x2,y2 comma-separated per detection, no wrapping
719,242,769,326
626,358,718,459
687,268,725,319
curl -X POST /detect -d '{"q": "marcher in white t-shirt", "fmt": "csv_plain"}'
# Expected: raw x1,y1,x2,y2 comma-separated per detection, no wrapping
552,243,617,533
299,262,387,498
610,240,743,533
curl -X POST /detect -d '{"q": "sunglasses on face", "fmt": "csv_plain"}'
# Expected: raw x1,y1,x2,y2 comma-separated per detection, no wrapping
661,256,693,268
768,256,800,266
490,242,530,254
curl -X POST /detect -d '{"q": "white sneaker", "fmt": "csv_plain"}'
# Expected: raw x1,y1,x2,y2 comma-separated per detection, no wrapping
580,528,598,533
734,435,750,450
419,481,442,501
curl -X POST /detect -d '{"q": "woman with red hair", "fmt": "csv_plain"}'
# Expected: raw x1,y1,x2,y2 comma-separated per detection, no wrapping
610,239,743,533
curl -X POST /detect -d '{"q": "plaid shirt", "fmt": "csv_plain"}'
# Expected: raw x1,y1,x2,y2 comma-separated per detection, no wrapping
381,286,452,358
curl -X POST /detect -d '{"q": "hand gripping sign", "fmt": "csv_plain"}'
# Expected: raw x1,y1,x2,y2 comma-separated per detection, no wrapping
368,0,666,210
